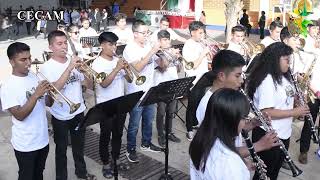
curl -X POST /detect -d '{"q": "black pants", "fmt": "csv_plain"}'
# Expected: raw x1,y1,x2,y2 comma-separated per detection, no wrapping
99,113,127,165
300,99,320,153
14,145,49,180
156,100,176,137
252,127,290,180
259,26,265,39
26,22,31,35
52,113,87,180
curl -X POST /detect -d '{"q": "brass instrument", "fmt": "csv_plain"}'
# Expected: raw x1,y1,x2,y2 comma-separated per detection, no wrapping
240,39,265,59
158,48,194,70
29,69,81,114
113,53,146,85
79,59,107,84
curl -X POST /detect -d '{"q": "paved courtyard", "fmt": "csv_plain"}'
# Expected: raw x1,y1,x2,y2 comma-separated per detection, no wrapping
0,22,320,180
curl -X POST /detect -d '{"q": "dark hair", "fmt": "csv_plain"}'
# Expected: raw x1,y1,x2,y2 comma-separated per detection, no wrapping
231,25,246,34
157,30,170,40
81,17,89,23
269,20,283,31
208,50,246,80
132,19,146,32
160,16,169,23
98,31,119,44
308,20,319,27
243,9,247,13
114,13,127,23
188,21,205,33
189,88,249,172
67,25,78,33
261,11,265,15
201,11,206,16
246,42,293,99
280,27,292,42
48,30,66,45
7,42,30,60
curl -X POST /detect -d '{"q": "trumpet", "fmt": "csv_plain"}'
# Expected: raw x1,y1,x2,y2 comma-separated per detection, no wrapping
113,52,146,85
158,48,194,70
81,58,107,84
240,39,265,59
29,69,81,114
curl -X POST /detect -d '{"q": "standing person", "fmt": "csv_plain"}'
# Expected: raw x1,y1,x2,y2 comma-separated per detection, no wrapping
246,42,309,180
63,9,70,26
260,20,283,47
190,88,251,179
101,9,108,31
240,9,251,37
0,42,51,180
71,9,80,26
111,13,134,45
91,32,130,178
123,20,162,163
2,15,14,40
199,11,206,25
258,11,266,39
35,15,47,39
154,30,182,147
182,20,212,141
93,8,102,32
227,25,246,57
40,30,96,180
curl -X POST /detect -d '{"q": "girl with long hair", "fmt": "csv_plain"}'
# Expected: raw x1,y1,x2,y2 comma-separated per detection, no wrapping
189,88,250,179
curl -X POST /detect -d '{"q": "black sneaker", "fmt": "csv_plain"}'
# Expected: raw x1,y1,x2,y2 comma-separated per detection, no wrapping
102,164,113,179
126,150,139,163
141,143,162,152
168,133,181,143
158,136,166,147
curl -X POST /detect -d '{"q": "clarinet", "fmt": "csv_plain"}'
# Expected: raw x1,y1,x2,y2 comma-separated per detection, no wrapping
241,130,268,180
289,68,319,144
240,89,303,177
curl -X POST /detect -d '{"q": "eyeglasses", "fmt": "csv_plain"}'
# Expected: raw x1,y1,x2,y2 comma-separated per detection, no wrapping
134,31,149,36
72,31,79,35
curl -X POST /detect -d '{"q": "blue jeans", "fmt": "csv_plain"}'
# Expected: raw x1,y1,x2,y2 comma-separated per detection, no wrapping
127,104,155,152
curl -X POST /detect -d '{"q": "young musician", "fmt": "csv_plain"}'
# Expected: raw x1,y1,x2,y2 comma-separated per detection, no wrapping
260,21,283,47
123,20,162,163
298,21,320,164
40,30,96,180
79,18,98,39
303,21,319,54
196,50,280,157
182,20,212,141
150,16,187,44
0,42,51,180
190,88,251,179
91,32,130,178
111,13,134,45
246,42,309,180
154,30,181,147
67,25,90,58
227,25,246,56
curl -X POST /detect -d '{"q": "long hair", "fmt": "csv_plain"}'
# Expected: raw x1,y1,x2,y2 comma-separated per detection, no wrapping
246,42,293,99
189,88,250,172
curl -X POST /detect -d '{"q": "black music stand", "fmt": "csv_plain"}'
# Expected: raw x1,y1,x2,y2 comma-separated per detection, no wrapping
80,36,100,47
139,76,195,180
76,91,144,180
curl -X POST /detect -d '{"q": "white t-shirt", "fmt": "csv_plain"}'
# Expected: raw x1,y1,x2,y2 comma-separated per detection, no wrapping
91,56,125,103
79,27,98,39
150,28,180,44
0,73,49,152
253,74,295,139
196,89,243,147
112,27,134,45
190,138,250,180
40,58,86,120
310,54,320,92
303,35,318,54
123,41,157,94
227,41,244,56
260,36,278,48
182,38,209,84
290,51,313,74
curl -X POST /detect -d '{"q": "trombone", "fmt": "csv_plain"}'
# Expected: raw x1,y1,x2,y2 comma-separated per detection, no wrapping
113,52,146,85
29,69,81,114
159,48,194,70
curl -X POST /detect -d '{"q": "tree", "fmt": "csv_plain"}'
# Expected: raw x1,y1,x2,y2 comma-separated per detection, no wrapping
224,0,243,43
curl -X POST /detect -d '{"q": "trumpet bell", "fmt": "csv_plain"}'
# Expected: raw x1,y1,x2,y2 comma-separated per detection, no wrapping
185,62,194,70
70,103,81,114
96,72,107,84
136,75,146,85
255,44,265,52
